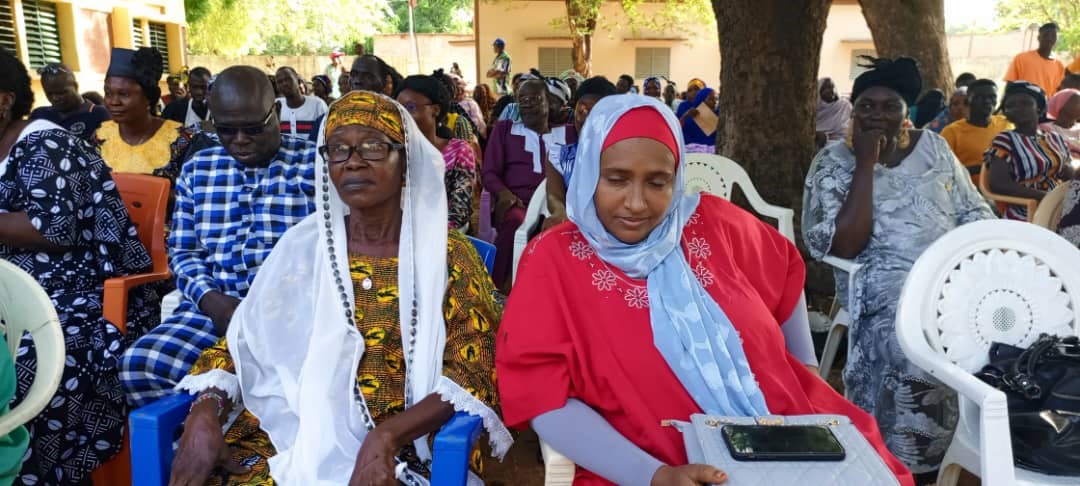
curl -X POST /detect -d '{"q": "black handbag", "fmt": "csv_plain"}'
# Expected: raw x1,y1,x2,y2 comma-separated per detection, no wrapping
974,333,1080,476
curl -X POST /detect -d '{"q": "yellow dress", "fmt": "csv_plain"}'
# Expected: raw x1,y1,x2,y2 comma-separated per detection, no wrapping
96,119,183,175
187,230,502,486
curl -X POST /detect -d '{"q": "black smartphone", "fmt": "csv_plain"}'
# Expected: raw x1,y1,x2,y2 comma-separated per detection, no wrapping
721,424,846,462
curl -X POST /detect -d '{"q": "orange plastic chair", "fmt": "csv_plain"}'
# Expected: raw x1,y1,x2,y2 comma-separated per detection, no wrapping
101,174,172,332
978,165,1038,222
94,173,172,486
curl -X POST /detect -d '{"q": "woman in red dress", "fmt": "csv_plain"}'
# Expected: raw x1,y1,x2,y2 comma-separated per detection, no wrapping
495,96,913,486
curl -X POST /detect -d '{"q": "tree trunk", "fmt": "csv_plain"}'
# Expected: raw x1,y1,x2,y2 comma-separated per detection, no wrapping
566,0,597,77
713,0,832,304
571,33,593,77
860,0,953,95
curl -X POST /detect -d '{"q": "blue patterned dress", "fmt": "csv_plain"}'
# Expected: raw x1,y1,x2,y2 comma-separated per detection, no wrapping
0,121,161,485
802,132,995,475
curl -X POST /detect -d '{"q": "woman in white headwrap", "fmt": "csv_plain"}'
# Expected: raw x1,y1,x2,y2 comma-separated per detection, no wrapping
168,91,511,486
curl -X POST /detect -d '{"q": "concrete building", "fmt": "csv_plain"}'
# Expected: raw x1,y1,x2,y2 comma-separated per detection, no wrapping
474,0,720,89
473,0,1042,94
2,0,187,105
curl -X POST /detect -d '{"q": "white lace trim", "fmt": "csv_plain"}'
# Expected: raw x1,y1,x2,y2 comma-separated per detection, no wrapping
433,376,513,460
175,369,241,403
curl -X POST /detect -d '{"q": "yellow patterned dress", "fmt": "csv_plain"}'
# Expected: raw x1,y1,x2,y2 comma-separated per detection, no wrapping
187,230,502,486
96,119,185,176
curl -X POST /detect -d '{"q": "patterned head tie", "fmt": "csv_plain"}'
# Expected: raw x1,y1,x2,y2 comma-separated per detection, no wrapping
326,91,405,144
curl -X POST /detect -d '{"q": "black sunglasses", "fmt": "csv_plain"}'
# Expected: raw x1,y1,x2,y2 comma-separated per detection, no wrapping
213,108,275,136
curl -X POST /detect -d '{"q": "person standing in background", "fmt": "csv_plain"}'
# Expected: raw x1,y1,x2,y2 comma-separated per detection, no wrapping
487,38,512,96
325,49,346,98
162,73,186,106
815,77,852,149
1005,22,1066,96
29,63,110,143
275,66,328,139
162,67,212,130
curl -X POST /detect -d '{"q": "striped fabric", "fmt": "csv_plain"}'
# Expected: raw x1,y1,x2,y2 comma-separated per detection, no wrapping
987,130,1072,220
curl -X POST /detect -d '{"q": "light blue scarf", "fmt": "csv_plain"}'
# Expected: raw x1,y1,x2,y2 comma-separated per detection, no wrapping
566,95,769,416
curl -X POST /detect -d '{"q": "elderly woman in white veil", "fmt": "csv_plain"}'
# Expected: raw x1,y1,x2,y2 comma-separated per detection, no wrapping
167,91,511,486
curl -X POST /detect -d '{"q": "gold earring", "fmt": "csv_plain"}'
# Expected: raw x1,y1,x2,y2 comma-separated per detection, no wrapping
844,123,855,150
896,128,911,150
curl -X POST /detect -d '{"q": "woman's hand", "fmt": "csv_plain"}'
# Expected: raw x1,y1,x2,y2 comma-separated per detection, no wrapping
680,108,700,124
493,189,523,225
852,128,888,168
651,464,728,485
169,402,248,486
348,427,399,486
542,213,566,230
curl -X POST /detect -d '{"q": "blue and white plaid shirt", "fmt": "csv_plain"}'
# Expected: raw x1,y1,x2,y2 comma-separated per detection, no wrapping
169,135,316,306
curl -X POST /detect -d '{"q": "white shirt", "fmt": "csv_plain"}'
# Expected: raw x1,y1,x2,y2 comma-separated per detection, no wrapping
184,99,209,129
276,96,328,138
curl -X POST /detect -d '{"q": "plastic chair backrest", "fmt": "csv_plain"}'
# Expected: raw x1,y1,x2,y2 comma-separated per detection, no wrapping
897,220,1080,375
0,260,64,437
683,154,796,242
978,167,1038,222
511,180,549,284
111,173,171,273
1033,183,1070,231
467,236,496,275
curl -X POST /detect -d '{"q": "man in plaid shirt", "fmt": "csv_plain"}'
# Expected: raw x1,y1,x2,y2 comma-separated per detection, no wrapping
120,67,317,406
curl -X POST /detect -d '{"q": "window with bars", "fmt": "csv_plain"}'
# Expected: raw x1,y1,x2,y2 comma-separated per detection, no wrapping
635,48,670,80
149,22,168,72
0,1,17,56
538,47,573,77
21,0,62,69
131,19,143,47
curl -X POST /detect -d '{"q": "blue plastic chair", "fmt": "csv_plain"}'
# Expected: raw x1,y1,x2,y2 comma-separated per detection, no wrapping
129,236,496,485
467,235,496,275
130,395,482,486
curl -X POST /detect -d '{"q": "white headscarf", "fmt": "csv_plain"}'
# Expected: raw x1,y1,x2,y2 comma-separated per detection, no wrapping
226,91,509,485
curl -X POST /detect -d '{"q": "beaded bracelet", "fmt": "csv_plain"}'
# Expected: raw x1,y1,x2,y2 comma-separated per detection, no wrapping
190,391,227,416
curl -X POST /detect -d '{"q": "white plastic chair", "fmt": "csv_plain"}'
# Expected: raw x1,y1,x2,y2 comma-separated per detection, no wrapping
684,153,795,242
818,255,862,381
896,220,1080,486
511,180,549,285
0,259,65,437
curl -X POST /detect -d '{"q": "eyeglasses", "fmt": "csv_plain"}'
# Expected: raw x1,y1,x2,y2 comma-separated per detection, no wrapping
213,108,275,136
518,95,545,106
403,101,436,114
319,141,405,163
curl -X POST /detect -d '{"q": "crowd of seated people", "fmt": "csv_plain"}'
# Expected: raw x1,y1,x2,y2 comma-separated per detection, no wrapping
5,19,1080,485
